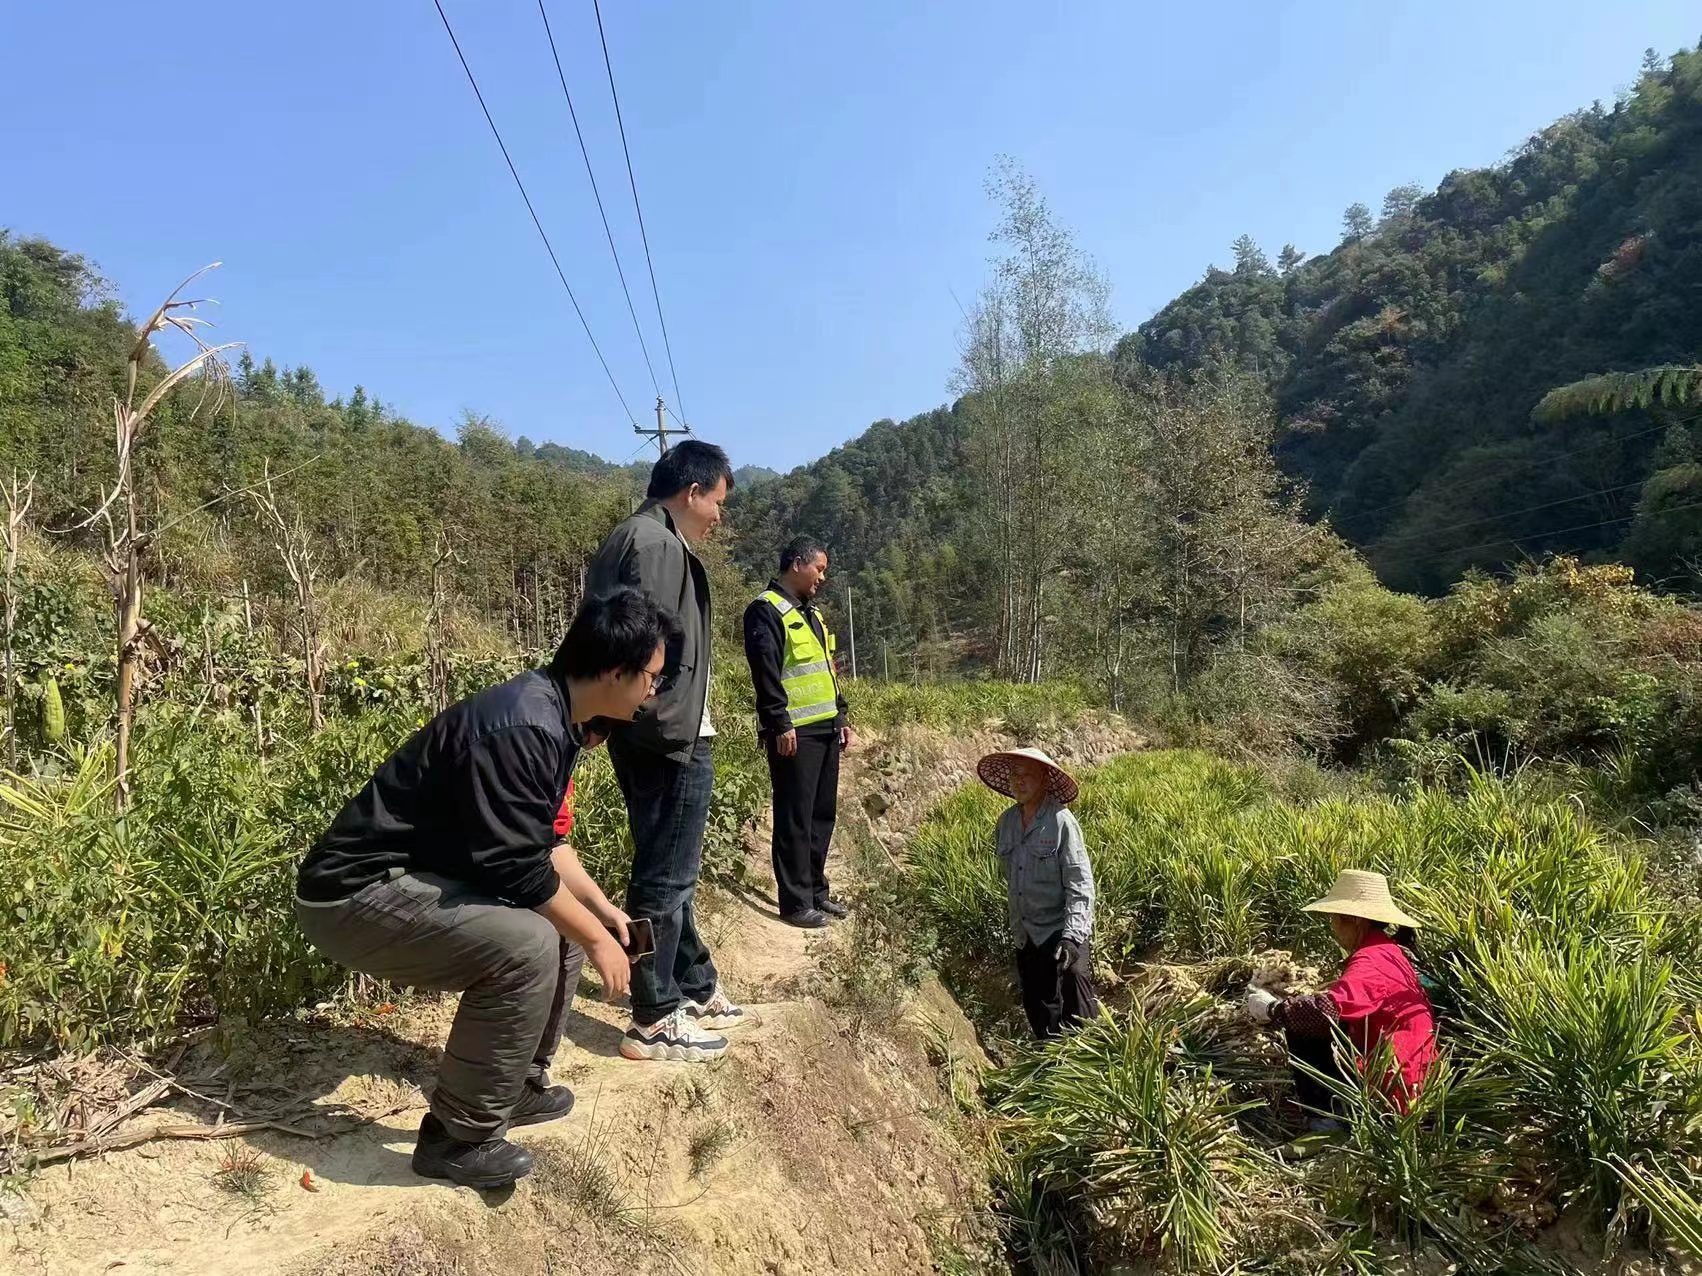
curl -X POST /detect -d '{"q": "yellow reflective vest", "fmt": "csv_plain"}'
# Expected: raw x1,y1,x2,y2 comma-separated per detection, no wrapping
758,589,840,728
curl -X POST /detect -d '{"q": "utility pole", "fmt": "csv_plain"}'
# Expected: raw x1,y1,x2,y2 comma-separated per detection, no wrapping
845,586,858,680
633,396,689,457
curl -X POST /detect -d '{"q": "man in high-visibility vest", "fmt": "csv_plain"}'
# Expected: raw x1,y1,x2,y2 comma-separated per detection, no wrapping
742,535,852,928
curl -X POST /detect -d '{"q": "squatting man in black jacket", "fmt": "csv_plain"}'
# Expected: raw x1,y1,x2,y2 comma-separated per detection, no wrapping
295,589,678,1190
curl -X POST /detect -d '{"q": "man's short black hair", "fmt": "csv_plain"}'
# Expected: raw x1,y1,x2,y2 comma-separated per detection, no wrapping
549,588,681,682
647,439,735,500
778,535,828,577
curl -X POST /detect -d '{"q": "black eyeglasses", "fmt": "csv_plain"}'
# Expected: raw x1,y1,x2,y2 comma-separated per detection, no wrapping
641,667,674,697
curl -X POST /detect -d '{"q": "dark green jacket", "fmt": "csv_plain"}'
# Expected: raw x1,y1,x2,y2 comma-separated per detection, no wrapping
584,501,711,763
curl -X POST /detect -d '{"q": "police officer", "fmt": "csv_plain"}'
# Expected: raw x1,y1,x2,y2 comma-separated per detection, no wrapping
742,536,852,927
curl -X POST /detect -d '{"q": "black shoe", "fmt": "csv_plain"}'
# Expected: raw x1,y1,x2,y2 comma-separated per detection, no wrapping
412,1113,535,1189
816,897,849,918
780,908,829,929
510,1081,575,1128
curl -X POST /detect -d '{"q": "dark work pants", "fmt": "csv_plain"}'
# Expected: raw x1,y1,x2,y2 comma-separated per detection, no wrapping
1016,934,1100,1040
766,729,840,916
608,733,718,1025
295,872,586,1144
1286,1030,1345,1116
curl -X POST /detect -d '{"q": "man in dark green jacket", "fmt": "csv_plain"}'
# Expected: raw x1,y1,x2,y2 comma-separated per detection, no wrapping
584,440,748,1062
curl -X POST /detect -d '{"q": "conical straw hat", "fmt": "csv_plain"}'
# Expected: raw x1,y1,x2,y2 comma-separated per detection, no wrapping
1301,869,1420,929
977,747,1079,806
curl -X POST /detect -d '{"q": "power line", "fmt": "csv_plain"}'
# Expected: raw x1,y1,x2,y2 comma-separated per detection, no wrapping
1370,475,1650,553
1374,490,1702,572
536,0,661,400
432,0,637,424
592,0,687,424
1342,417,1680,528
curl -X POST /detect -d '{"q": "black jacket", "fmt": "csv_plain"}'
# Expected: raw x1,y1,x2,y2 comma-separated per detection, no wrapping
742,580,849,738
584,501,711,763
297,669,580,908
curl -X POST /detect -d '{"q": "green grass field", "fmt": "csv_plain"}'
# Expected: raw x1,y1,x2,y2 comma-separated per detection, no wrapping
908,750,1702,1270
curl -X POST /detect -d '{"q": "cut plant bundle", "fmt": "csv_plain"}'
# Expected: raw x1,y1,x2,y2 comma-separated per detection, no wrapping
987,1000,1270,1270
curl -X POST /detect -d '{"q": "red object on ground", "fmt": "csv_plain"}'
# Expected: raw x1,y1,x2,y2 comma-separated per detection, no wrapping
554,779,575,839
1327,930,1438,1104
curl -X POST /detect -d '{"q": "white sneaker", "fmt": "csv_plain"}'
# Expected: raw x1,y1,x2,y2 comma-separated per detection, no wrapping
619,1009,729,1062
684,984,753,1031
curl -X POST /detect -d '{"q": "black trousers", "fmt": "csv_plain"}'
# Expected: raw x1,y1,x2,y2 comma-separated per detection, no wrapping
1286,1030,1345,1116
1016,934,1100,1040
297,876,587,1143
765,729,840,916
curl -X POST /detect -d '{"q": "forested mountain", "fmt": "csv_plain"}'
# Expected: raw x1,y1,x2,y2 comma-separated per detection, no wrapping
521,442,776,493
1128,46,1702,592
728,405,974,668
0,233,634,649
732,464,782,489
524,439,649,487
8,43,1701,718
736,45,1702,608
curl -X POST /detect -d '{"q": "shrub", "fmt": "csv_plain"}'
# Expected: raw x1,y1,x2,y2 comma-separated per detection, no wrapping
0,667,771,1051
1274,564,1440,755
1450,933,1701,1220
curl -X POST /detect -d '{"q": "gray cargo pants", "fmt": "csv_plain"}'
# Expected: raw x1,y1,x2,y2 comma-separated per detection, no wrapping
295,871,585,1144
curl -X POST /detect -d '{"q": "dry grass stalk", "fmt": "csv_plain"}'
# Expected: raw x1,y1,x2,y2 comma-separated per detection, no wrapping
244,460,326,730
427,529,461,712
1,471,34,768
64,263,238,807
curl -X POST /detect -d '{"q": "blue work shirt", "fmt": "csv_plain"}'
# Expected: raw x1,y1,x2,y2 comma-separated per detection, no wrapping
995,798,1095,947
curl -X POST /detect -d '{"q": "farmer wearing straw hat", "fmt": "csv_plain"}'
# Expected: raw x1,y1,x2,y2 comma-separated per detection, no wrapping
1243,870,1438,1124
979,747,1100,1039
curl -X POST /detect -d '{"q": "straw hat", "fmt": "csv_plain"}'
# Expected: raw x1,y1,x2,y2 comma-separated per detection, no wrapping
1302,870,1420,930
977,747,1079,806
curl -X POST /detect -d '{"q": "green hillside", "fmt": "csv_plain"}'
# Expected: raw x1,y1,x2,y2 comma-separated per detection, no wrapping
736,45,1702,603
1130,46,1702,592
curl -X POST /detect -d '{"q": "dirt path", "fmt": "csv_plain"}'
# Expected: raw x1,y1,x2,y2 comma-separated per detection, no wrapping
0,716,1144,1276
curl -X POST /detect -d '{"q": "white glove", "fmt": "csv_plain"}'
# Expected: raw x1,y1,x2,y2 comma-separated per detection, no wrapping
1243,986,1279,1024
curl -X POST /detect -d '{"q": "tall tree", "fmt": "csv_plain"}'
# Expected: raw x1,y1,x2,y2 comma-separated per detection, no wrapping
1,472,33,767
956,158,1114,681
1232,234,1270,276
1341,202,1374,243
1380,183,1425,221
1113,372,1325,691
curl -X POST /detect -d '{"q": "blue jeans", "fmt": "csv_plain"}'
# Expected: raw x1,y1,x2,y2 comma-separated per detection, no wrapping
608,733,718,1024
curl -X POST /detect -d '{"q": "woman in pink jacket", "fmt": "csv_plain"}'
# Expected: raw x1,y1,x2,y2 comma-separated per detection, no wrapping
1246,870,1438,1128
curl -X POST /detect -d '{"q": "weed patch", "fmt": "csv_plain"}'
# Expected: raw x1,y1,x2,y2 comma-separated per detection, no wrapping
211,1140,274,1204
686,1118,735,1178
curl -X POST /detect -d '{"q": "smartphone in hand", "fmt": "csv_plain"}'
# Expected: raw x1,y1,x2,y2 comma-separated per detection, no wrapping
616,916,655,960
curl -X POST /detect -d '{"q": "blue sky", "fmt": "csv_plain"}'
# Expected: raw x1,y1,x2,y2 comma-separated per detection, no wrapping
5,2,1696,474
